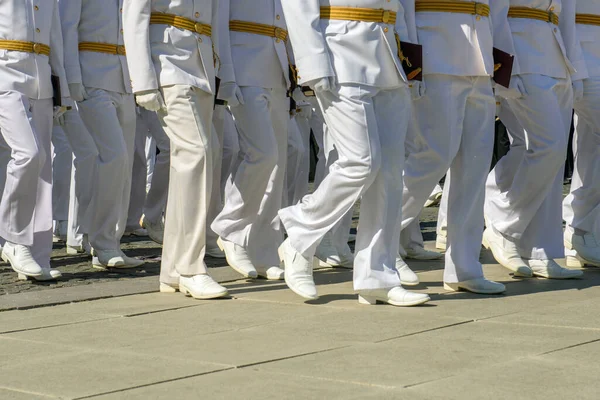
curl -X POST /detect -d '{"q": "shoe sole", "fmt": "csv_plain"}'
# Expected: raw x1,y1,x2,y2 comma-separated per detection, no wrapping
179,284,228,299
531,272,583,280
400,280,420,287
217,238,258,278
358,294,430,307
2,253,43,277
443,283,505,294
18,273,60,282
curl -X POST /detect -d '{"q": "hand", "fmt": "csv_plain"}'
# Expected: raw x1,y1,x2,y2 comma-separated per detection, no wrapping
495,75,526,100
53,106,68,125
68,83,88,102
295,104,312,120
218,82,244,107
306,77,335,94
572,79,584,103
409,81,425,100
135,90,166,112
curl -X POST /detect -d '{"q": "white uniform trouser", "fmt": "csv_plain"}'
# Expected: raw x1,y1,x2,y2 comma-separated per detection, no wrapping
401,75,495,283
158,85,215,285
280,84,410,290
563,77,600,239
51,125,72,222
0,92,53,268
77,88,136,251
286,115,307,207
309,99,327,187
62,108,99,247
212,87,288,268
400,182,447,250
486,75,572,260
206,106,226,250
292,112,311,205
127,108,170,229
220,106,240,194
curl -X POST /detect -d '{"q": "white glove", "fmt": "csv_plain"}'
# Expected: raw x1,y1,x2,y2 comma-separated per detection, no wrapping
306,77,335,94
218,82,244,107
409,81,425,100
572,80,584,103
135,90,166,112
295,104,313,120
495,75,526,100
68,83,88,102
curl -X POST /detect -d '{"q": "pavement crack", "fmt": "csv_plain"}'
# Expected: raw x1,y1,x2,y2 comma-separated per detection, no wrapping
124,304,204,317
375,320,475,343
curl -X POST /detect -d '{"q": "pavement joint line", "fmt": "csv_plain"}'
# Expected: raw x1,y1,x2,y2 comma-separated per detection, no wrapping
262,369,399,390
235,345,352,369
0,385,62,399
537,337,600,357
402,375,455,389
70,367,237,400
478,319,600,332
122,303,206,318
374,319,475,343
0,315,120,335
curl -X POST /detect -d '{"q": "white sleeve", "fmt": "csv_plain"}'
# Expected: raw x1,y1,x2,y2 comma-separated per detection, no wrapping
50,0,70,97
560,0,588,81
399,0,417,44
280,0,335,84
489,0,521,75
123,0,158,93
217,0,235,83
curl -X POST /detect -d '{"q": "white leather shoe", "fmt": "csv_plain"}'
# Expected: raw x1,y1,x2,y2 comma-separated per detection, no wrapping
358,286,430,307
159,282,179,293
142,218,164,245
566,256,589,268
526,259,583,279
315,232,342,267
444,277,505,294
93,250,142,269
406,246,443,260
564,231,600,267
179,275,228,299
52,220,68,243
256,266,285,280
2,242,43,277
279,238,318,299
217,237,258,278
395,258,419,286
436,234,447,251
18,268,62,281
206,246,226,259
424,187,443,207
482,228,532,277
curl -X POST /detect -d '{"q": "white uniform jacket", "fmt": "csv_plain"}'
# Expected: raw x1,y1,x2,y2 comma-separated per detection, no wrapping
496,0,583,79
281,0,408,88
123,0,219,95
0,0,69,100
59,0,132,94
575,0,600,78
414,0,493,77
218,0,289,89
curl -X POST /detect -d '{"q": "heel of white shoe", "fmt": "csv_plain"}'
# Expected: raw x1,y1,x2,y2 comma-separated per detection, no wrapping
482,235,490,250
17,273,29,281
159,283,178,293
217,238,225,252
1,253,8,263
358,295,377,305
443,282,459,292
566,256,584,268
564,239,574,251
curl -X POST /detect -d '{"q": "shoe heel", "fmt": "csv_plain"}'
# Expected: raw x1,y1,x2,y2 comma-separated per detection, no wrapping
159,283,178,293
17,273,29,281
443,282,459,292
358,295,377,305
482,235,490,250
564,240,574,251
217,238,225,252
179,284,190,296
566,256,584,268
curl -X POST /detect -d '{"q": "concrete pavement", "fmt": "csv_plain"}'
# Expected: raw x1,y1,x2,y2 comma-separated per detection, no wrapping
1,243,600,399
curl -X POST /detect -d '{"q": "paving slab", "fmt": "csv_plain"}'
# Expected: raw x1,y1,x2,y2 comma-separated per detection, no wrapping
0,388,53,399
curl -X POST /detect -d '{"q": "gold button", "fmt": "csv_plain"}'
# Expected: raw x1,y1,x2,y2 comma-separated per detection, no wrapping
36,28,40,33
383,27,389,33
382,10,390,23
34,5,39,10
32,43,41,54
276,15,280,20
550,6,555,11
476,16,481,21
276,38,281,43
117,45,126,55
195,12,200,17
198,37,203,43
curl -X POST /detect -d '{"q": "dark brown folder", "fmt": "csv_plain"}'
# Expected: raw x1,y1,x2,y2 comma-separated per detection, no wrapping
51,75,61,107
493,47,514,88
399,41,423,81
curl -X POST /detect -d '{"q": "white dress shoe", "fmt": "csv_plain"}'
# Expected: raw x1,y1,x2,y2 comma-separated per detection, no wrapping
406,245,443,260
93,250,142,269
564,232,600,267
315,232,343,267
159,282,179,293
424,186,443,208
2,242,43,277
206,246,226,259
18,268,62,281
444,277,505,294
52,220,68,243
395,258,419,286
526,259,583,279
256,266,285,280
482,228,532,277
142,218,164,245
279,238,318,300
179,275,228,299
435,234,447,251
358,286,430,307
217,237,258,278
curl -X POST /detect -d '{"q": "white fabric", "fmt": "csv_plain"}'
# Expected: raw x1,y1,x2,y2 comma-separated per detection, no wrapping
401,75,495,283
563,78,600,236
62,107,99,247
0,93,54,268
216,105,240,196
206,110,225,250
211,86,288,268
309,98,328,187
0,1,69,100
286,116,306,207
157,84,215,285
122,0,219,95
217,0,289,89
58,0,132,94
51,125,73,222
281,0,407,87
576,1,600,78
280,84,411,290
77,88,136,250
486,74,573,260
